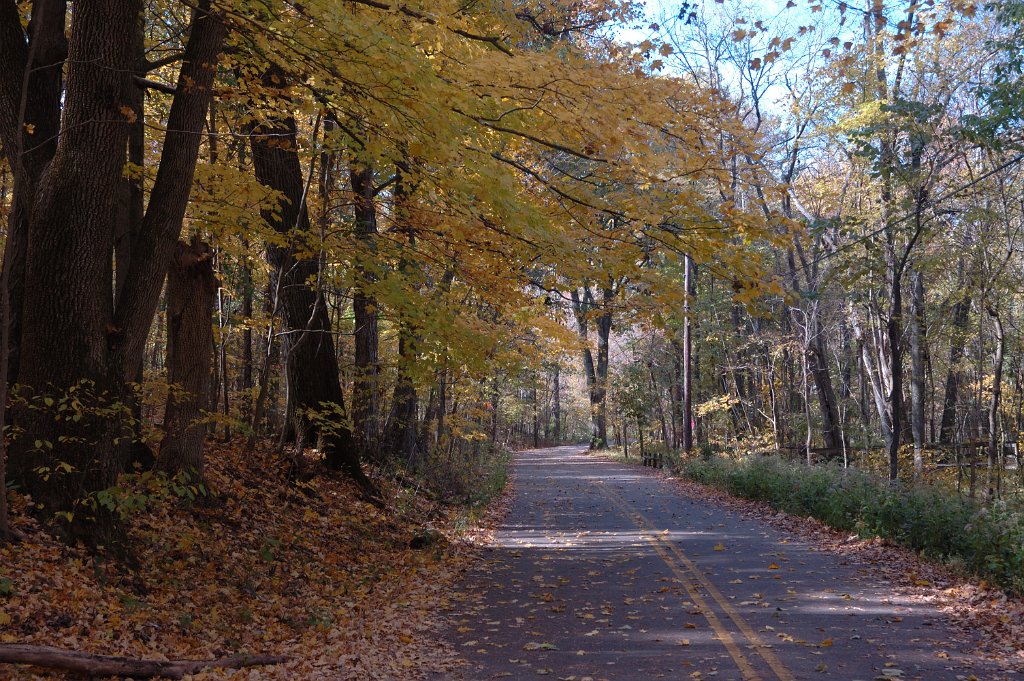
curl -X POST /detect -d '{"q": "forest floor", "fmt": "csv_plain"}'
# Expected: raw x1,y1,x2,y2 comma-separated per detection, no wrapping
0,440,502,680
442,446,1024,681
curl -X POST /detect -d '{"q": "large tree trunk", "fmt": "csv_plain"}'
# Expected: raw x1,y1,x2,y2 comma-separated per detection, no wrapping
581,342,600,446
0,0,67,389
246,106,373,494
7,1,226,548
158,240,218,480
10,0,144,548
110,2,227,391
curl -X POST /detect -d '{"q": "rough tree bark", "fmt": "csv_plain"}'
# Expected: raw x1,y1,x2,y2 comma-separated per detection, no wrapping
0,644,286,680
246,99,373,495
0,0,67,389
6,0,226,547
158,239,218,480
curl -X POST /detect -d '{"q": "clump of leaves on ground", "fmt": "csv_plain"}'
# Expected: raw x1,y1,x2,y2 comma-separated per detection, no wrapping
0,441,509,679
680,455,1024,594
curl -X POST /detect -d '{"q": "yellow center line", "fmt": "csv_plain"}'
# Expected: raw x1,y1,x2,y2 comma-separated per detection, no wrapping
595,481,796,681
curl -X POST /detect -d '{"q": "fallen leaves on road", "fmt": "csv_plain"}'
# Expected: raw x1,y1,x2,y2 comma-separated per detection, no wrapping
658,469,1024,672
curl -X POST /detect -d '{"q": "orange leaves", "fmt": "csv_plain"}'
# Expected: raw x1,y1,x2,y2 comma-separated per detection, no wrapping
0,441,469,679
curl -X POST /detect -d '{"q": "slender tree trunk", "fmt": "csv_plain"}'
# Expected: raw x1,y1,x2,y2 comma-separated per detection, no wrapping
785,245,844,457
240,251,254,398
552,363,561,443
531,378,540,447
158,240,218,480
886,279,904,481
940,294,971,444
987,306,1004,501
910,269,927,476
807,330,845,457
594,290,613,448
850,303,893,444
386,330,420,467
650,363,670,446
436,365,447,448
637,415,645,460
489,380,501,445
622,414,629,458
802,345,813,465
245,314,277,452
349,160,380,458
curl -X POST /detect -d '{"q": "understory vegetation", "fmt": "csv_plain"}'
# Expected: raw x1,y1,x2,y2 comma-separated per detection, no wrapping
0,440,508,679
680,455,1024,594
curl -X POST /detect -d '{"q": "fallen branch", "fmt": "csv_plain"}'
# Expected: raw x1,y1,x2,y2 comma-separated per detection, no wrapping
0,644,287,679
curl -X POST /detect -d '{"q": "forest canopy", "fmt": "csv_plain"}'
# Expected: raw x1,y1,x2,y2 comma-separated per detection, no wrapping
8,0,1024,678
1,0,1023,580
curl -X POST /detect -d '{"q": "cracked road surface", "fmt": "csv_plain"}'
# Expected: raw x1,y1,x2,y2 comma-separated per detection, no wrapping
444,446,1007,680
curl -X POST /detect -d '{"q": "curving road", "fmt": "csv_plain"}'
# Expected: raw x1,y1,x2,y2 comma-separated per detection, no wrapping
443,446,1008,681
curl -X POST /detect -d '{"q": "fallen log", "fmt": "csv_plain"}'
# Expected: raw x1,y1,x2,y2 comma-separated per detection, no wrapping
0,644,287,679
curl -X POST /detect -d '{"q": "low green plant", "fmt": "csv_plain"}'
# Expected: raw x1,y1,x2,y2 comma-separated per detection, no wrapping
679,455,1024,594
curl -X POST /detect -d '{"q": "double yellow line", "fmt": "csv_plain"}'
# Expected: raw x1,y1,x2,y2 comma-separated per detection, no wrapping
595,481,795,681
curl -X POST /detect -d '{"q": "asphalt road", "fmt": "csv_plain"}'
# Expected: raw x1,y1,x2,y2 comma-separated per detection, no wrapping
443,446,1009,681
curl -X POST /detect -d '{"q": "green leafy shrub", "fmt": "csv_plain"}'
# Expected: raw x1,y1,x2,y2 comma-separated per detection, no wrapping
679,455,1024,594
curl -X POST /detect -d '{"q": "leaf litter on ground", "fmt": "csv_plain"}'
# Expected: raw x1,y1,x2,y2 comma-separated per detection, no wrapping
0,440,505,679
